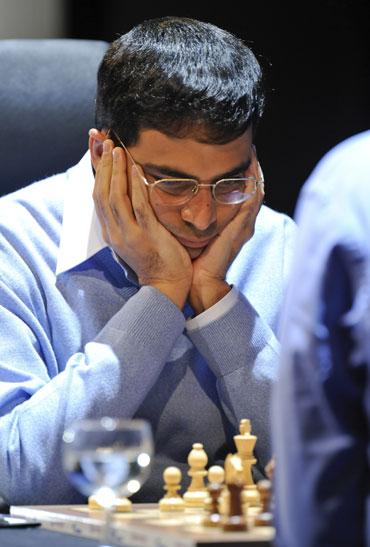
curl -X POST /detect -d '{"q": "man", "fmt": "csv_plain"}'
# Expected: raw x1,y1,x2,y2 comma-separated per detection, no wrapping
273,130,370,546
0,16,295,504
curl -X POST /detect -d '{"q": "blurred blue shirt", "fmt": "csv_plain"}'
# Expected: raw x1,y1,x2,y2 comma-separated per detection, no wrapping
273,130,370,547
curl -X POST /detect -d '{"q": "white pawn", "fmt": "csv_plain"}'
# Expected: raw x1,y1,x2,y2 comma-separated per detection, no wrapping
208,465,225,485
206,465,225,511
159,466,185,512
183,443,208,508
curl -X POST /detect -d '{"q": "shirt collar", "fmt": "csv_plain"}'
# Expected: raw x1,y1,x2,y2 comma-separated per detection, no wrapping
56,151,107,275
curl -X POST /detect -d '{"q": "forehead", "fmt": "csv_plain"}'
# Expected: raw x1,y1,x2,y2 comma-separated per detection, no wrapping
128,128,253,179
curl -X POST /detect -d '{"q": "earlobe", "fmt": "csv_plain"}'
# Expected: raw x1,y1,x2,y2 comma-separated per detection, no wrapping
88,128,109,170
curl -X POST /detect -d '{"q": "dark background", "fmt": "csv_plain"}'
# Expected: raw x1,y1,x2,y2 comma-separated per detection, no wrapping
66,1,369,217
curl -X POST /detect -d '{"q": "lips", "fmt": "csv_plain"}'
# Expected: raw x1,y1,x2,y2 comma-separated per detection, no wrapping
177,236,215,248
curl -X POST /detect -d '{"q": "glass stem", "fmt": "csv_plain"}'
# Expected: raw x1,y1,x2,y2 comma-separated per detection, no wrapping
100,504,114,547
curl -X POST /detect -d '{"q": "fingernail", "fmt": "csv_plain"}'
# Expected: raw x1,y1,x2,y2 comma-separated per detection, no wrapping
103,140,110,153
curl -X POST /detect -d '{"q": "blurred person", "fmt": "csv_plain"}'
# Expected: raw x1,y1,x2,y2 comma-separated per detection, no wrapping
273,130,370,546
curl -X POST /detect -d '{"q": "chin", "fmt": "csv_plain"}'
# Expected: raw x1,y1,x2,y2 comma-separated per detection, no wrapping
186,247,205,260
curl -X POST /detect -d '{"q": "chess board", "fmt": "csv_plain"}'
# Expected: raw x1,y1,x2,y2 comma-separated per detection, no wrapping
10,503,274,546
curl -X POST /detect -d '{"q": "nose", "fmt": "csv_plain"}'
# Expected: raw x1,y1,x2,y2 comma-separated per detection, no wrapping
180,187,217,231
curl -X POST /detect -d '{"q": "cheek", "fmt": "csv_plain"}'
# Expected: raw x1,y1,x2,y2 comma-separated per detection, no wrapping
149,195,181,229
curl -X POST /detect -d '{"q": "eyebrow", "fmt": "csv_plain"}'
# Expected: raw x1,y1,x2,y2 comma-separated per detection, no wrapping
142,158,252,182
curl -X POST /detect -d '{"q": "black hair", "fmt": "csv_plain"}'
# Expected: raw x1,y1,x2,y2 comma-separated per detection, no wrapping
95,16,265,145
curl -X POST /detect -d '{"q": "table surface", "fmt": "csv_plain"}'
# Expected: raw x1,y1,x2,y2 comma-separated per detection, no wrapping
0,527,98,547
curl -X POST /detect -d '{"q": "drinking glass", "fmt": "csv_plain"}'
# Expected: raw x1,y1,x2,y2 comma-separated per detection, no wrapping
62,417,153,546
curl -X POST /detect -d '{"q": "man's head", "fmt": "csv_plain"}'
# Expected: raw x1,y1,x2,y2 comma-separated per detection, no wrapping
91,17,265,259
95,16,265,146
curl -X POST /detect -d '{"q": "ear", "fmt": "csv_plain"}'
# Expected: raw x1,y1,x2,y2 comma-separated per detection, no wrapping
88,128,110,171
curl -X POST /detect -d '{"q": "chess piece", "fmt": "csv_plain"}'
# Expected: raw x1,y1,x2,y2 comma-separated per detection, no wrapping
183,443,208,508
223,453,248,531
218,456,240,517
203,465,224,527
88,494,132,512
208,465,224,485
223,482,248,532
264,457,275,481
233,418,260,507
159,466,185,512
218,485,229,516
254,480,273,527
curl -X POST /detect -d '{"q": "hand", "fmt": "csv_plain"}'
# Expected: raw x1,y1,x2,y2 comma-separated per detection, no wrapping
189,181,264,314
93,139,193,308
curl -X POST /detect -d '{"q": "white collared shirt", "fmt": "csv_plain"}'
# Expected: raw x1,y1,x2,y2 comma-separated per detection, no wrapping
56,152,105,276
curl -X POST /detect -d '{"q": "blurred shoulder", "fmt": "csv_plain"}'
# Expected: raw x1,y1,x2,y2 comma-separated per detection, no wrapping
298,130,370,209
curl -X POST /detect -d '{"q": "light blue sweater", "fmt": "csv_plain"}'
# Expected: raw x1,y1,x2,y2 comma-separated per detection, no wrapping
0,153,295,504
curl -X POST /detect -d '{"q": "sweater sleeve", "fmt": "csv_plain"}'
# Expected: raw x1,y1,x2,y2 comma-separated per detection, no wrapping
186,287,279,470
0,279,185,505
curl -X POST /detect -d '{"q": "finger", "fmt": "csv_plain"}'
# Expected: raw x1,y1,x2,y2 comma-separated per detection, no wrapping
93,139,123,241
129,162,157,229
93,139,114,220
255,180,265,212
108,146,136,227
257,180,265,199
240,179,264,216
222,187,262,243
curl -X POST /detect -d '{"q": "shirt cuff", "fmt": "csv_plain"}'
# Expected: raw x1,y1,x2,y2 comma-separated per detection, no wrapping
110,248,138,285
186,286,239,331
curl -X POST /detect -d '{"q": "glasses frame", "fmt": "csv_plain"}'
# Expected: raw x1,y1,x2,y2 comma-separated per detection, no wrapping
110,129,264,206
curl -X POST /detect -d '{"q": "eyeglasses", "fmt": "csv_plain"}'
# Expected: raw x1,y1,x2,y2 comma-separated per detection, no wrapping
111,130,264,207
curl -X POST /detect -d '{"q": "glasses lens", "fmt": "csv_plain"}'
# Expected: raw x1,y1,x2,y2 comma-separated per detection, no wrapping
215,178,257,204
151,177,258,206
153,179,196,205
